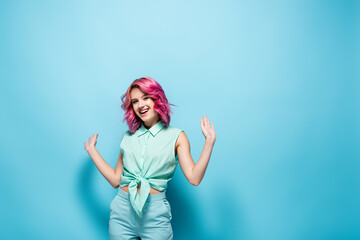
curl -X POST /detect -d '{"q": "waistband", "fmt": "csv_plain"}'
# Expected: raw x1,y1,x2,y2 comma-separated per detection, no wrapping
117,188,167,203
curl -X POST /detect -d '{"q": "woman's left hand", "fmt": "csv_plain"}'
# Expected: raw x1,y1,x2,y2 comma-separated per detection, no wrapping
200,115,216,142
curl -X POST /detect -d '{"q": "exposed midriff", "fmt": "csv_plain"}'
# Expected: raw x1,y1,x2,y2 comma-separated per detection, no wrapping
121,183,163,195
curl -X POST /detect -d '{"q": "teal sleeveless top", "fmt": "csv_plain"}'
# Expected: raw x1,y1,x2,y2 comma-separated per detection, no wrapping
119,120,182,217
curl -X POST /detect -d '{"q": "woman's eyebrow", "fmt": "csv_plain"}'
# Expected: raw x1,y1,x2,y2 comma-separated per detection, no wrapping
131,94,147,101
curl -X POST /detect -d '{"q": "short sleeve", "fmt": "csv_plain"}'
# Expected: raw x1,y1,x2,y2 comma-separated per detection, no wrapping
173,128,183,160
120,134,125,154
175,128,183,141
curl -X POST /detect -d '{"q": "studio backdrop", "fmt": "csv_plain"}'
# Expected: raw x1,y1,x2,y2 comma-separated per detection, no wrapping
0,1,359,240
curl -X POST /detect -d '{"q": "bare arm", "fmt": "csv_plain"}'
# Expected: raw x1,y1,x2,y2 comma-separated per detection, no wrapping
176,115,216,186
84,133,124,189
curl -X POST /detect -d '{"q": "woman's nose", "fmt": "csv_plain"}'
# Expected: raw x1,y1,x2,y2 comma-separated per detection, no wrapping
138,100,144,108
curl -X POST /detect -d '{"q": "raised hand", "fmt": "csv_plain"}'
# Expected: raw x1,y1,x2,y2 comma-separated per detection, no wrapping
84,133,99,151
200,115,216,142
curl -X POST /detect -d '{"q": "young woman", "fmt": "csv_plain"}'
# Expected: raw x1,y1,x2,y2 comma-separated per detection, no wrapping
84,77,216,240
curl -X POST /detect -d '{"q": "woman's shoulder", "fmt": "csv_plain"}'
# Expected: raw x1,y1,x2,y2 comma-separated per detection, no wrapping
164,125,183,136
120,130,135,148
121,130,135,140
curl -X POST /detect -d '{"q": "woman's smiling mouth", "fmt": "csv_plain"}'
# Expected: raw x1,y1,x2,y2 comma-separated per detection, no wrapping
140,108,149,116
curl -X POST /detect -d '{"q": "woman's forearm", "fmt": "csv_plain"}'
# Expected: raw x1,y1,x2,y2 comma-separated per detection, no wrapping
86,146,118,188
191,138,215,185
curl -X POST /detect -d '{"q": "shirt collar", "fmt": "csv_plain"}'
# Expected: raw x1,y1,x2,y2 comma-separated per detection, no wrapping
137,120,165,137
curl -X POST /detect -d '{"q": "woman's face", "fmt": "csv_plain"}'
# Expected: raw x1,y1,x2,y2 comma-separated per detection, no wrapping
130,87,159,128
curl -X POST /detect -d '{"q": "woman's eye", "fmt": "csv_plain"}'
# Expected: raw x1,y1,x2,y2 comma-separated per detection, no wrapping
143,97,149,100
132,100,138,104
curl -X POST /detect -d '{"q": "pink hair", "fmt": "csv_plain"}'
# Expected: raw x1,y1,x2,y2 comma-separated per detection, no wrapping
121,77,173,133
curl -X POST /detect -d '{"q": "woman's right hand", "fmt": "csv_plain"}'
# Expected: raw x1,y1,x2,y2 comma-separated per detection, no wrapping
84,133,98,152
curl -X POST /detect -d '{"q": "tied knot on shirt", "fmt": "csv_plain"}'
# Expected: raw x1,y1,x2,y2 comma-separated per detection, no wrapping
128,174,151,218
134,175,145,184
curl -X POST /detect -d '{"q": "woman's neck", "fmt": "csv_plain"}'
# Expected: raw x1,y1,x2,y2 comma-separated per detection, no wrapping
143,117,160,129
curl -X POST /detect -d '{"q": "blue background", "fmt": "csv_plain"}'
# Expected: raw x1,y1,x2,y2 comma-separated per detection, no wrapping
0,0,359,239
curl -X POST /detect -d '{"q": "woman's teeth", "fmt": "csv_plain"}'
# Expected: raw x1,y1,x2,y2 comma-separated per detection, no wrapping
140,109,149,114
